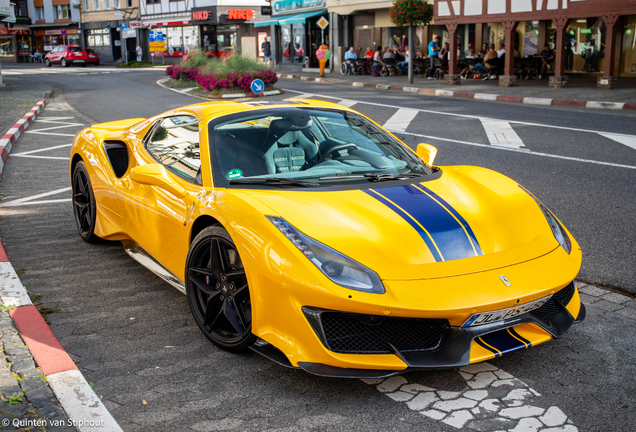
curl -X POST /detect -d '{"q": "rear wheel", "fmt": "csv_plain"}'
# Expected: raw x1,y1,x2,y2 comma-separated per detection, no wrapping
186,226,255,352
72,161,98,243
61,58,68,67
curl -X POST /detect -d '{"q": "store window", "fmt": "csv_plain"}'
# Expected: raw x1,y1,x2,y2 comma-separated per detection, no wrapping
56,4,70,19
553,18,605,72
36,6,45,20
68,35,80,46
280,25,291,63
216,25,236,59
93,0,99,10
18,35,32,59
153,26,199,58
292,23,305,64
88,29,111,47
620,15,636,75
0,37,14,57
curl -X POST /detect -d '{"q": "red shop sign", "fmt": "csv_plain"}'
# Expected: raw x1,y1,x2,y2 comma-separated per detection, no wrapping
228,10,254,20
192,10,210,21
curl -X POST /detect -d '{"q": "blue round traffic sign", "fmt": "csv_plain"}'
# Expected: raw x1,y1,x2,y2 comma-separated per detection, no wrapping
250,79,264,94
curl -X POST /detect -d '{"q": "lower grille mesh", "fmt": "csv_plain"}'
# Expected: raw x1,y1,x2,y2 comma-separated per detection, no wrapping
531,282,576,322
320,312,450,355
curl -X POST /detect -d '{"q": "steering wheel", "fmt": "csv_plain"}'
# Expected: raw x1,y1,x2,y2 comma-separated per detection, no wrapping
318,143,359,164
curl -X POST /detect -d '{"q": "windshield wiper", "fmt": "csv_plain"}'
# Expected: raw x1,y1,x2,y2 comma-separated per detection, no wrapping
319,173,422,182
229,177,319,187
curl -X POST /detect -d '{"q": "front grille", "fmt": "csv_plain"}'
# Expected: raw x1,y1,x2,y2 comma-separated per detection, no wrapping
319,311,450,355
531,282,576,322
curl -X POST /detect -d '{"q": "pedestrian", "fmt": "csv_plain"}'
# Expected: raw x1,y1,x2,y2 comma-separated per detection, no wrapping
428,35,440,79
135,43,142,62
539,43,554,79
262,37,271,66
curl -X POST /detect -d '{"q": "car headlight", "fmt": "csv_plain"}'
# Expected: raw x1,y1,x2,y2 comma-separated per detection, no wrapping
520,186,572,254
267,216,385,294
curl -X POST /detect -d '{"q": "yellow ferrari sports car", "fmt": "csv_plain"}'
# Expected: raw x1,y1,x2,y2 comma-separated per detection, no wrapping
70,99,584,378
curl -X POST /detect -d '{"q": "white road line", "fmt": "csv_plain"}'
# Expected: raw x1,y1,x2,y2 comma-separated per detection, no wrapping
289,93,315,100
11,155,69,160
395,130,636,170
25,123,83,132
22,131,77,137
12,143,72,155
337,99,358,108
597,132,636,151
282,88,636,145
479,118,527,150
0,187,71,207
383,108,419,133
363,362,577,430
35,117,76,121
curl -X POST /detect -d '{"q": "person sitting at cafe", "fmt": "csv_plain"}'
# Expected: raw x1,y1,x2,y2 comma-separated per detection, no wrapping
373,46,383,76
364,47,374,59
439,41,450,67
392,45,404,62
481,44,499,80
33,49,42,62
479,43,488,57
460,48,477,79
464,44,474,57
344,46,357,61
381,47,396,75
539,43,554,79
497,42,506,57
397,49,410,74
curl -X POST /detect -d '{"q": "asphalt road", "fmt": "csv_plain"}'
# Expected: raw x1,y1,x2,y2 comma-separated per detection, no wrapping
1,66,635,432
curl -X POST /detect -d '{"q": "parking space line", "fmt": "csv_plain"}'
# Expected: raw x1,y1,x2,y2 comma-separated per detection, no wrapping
12,143,72,155
11,155,69,160
0,187,71,207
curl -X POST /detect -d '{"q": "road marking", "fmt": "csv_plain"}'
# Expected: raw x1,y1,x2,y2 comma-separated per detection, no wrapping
25,123,83,132
0,187,71,207
12,143,72,155
337,99,358,108
479,118,527,150
597,132,636,151
396,130,636,170
35,117,76,122
11,155,69,160
363,362,577,430
289,93,314,100
383,108,419,133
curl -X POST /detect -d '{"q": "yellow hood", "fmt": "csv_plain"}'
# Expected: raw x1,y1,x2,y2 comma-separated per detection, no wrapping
242,166,560,281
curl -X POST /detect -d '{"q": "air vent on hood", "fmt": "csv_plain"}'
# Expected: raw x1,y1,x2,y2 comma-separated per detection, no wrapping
104,141,129,178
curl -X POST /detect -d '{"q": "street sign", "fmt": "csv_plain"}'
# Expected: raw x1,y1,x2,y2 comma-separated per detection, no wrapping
316,16,329,30
149,30,163,43
250,79,264,94
61,28,67,36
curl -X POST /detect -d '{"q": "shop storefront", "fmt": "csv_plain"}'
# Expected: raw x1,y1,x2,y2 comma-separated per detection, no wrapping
32,27,80,54
191,6,269,60
148,21,199,62
254,0,328,71
0,27,31,63
80,21,122,63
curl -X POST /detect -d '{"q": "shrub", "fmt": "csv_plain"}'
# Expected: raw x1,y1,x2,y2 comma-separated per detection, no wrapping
166,54,277,94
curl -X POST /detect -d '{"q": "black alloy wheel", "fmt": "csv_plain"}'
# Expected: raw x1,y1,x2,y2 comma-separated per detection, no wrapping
61,57,68,67
44,58,50,67
186,226,255,352
72,161,98,242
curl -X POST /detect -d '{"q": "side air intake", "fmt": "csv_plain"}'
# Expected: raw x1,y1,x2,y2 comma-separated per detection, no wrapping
104,141,129,178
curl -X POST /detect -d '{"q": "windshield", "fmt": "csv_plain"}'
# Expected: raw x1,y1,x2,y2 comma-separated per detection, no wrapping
209,107,432,188
68,47,82,52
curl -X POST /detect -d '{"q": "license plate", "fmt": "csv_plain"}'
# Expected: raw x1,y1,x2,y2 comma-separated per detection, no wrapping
75,60,85,63
462,295,552,327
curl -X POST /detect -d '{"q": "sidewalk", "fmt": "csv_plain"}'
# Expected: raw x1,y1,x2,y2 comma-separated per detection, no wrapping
279,71,636,110
0,77,51,137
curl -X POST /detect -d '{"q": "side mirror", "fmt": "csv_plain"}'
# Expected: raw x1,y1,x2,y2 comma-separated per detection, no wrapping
130,164,192,201
416,143,438,166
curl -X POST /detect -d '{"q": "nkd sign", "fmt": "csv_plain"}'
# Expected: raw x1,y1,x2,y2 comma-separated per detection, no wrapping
192,10,211,21
227,9,254,19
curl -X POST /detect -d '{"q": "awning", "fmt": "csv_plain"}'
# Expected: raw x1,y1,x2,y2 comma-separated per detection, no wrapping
253,10,326,27
254,17,280,28
277,10,325,25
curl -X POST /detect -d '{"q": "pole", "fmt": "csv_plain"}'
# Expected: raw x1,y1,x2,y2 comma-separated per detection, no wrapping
321,29,324,44
408,25,414,84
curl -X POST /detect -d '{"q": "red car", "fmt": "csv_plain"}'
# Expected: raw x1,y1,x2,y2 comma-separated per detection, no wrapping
83,48,100,66
44,45,88,67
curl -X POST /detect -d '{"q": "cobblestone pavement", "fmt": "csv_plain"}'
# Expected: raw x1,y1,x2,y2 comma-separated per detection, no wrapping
0,77,51,137
0,310,75,431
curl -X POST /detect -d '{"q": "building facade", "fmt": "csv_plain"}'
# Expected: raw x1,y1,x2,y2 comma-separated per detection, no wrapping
27,0,81,56
79,0,140,63
1,0,32,62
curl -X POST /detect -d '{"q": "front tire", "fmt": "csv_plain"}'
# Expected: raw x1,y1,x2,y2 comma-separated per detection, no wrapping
72,161,98,243
186,226,256,352
45,58,51,67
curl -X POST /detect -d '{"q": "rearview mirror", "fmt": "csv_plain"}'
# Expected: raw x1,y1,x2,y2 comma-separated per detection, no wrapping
130,164,189,200
416,143,438,166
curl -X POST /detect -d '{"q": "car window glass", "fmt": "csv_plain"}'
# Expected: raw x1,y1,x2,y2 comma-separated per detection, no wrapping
147,115,201,184
68,47,82,52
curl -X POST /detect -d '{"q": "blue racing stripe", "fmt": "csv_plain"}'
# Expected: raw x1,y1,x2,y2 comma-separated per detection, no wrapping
480,330,527,355
417,185,483,256
475,337,501,357
367,185,479,261
509,328,532,347
364,189,443,262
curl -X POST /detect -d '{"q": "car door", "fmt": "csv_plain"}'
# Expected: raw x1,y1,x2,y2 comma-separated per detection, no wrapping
48,47,60,63
118,114,203,279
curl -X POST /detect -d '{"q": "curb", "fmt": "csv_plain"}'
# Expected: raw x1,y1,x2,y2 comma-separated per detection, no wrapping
156,78,284,100
0,99,46,177
0,102,123,431
278,75,635,111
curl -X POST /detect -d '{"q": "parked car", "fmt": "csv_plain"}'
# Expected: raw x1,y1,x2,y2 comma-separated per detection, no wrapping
44,46,88,67
83,48,100,66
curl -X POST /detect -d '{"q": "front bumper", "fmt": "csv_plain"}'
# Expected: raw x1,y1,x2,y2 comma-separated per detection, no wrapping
251,282,584,378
